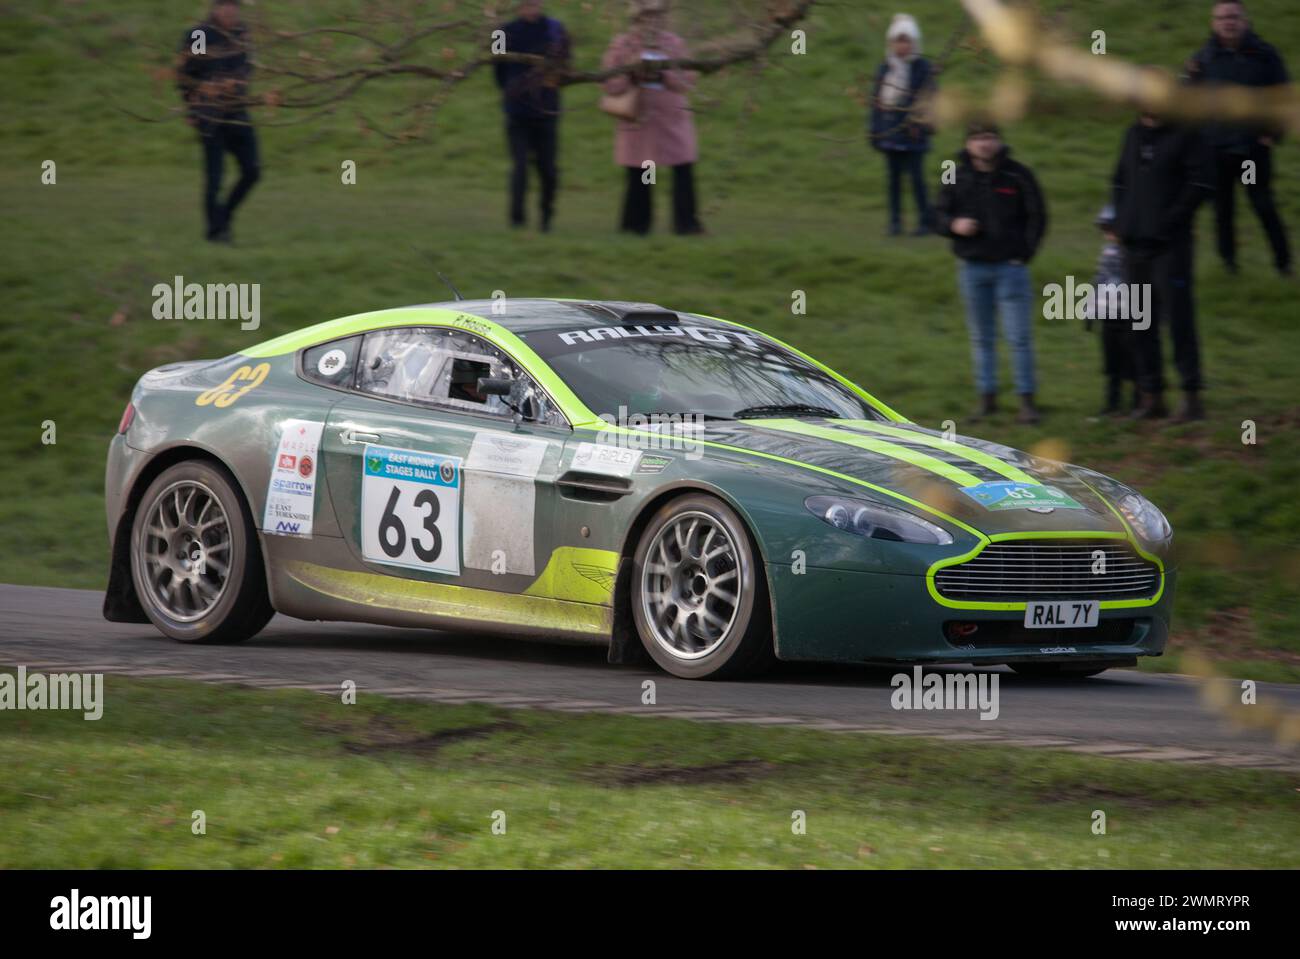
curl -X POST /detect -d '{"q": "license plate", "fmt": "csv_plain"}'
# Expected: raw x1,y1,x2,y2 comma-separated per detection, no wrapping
1024,600,1099,629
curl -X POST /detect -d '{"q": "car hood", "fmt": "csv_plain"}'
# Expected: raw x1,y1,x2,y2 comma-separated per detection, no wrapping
695,418,1129,537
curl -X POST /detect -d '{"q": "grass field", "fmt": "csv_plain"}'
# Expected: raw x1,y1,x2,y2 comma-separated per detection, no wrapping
1,1,1298,677
2,673,1297,868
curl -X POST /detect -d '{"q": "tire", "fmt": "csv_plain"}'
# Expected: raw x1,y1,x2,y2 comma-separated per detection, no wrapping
630,493,774,679
129,460,274,644
1009,663,1108,679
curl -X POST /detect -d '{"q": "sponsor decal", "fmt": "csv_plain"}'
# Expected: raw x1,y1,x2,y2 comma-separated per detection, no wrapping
532,324,765,356
361,444,462,575
959,480,1084,511
571,442,641,477
464,432,549,478
195,363,270,408
263,419,324,537
316,348,347,377
463,433,551,577
635,453,674,474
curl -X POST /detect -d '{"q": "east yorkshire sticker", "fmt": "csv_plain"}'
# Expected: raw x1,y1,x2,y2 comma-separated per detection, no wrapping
263,419,324,536
959,481,1084,511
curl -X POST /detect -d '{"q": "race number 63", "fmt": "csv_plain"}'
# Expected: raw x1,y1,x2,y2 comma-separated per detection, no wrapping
360,445,461,575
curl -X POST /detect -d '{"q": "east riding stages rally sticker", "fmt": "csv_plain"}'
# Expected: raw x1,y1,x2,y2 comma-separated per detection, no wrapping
263,419,324,536
361,445,462,575
959,480,1084,511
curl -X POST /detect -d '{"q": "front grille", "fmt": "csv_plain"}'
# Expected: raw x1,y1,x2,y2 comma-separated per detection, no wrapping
934,540,1159,602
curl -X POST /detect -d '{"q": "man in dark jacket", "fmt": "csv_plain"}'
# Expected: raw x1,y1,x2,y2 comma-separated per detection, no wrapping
1187,1,1291,275
1111,107,1215,421
493,1,571,232
176,0,259,243
934,122,1048,424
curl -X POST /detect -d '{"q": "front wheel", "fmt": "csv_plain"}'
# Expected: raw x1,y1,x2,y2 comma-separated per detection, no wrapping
130,460,274,644
631,493,774,679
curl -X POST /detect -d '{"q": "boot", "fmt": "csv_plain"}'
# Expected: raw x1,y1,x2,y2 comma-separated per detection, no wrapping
1173,391,1206,422
1129,391,1168,420
971,392,998,421
1017,393,1041,425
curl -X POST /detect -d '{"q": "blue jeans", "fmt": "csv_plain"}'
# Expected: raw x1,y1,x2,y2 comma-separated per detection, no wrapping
958,260,1036,395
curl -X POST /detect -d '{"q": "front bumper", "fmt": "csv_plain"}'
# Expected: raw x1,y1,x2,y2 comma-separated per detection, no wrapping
767,562,1175,665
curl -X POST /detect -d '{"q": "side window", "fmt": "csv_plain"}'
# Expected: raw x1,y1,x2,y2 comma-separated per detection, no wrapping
301,336,361,388
356,327,567,427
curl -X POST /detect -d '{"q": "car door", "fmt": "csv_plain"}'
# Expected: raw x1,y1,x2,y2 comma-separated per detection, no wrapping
319,326,571,595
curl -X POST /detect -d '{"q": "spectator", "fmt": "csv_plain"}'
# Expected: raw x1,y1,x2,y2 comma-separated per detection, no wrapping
868,14,935,236
1111,98,1215,421
493,1,571,232
176,0,259,244
1187,1,1291,276
601,0,703,236
1088,204,1135,416
934,122,1048,425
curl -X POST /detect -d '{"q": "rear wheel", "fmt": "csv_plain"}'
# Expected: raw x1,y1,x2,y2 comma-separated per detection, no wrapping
1010,663,1109,679
631,493,773,679
130,460,274,644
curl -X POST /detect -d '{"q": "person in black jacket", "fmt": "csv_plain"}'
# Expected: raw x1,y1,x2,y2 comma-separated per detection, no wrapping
934,122,1048,424
1111,106,1215,421
493,1,571,232
176,0,259,243
1187,1,1291,276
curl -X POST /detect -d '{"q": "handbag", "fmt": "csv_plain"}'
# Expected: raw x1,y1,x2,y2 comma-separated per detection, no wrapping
599,86,640,121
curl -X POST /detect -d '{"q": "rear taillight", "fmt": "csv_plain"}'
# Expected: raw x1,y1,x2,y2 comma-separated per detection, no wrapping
117,402,136,434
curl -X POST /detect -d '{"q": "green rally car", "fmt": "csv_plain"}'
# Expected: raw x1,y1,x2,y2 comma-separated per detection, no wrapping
104,299,1175,679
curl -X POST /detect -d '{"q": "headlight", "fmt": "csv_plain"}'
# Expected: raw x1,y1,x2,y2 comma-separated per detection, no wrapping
1116,491,1172,545
805,495,953,545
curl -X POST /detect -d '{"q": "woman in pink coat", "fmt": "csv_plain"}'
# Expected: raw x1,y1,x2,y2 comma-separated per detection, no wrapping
601,0,703,235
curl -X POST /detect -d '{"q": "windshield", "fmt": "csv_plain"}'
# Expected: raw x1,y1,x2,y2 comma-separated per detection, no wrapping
522,326,883,422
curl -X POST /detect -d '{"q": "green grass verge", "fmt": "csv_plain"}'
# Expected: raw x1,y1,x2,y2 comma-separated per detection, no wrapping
1,674,1297,868
1,0,1297,678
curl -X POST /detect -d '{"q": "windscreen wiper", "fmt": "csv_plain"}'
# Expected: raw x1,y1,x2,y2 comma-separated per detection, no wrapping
732,404,840,419
640,411,735,422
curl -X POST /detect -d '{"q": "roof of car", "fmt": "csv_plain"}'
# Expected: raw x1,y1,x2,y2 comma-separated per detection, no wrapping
421,298,722,333
240,299,736,361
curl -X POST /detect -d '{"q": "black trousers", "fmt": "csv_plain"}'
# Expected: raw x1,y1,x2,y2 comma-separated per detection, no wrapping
1124,235,1202,394
885,150,929,230
620,164,701,235
201,121,260,238
1100,320,1133,381
1213,143,1291,270
506,115,558,227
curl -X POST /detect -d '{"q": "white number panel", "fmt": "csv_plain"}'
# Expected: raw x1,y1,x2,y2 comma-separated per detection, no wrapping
360,444,461,576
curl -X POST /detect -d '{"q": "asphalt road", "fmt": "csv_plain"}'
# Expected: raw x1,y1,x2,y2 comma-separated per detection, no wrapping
2,584,1297,770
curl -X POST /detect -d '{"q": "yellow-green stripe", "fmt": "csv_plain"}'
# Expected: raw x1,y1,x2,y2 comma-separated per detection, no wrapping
756,419,984,488
835,420,1038,485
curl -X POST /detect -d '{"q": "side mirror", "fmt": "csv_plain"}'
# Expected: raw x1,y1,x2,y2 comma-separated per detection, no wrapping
508,379,539,424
